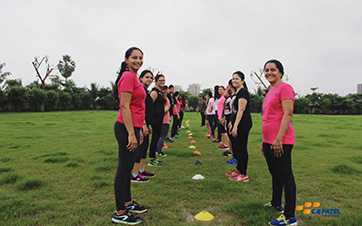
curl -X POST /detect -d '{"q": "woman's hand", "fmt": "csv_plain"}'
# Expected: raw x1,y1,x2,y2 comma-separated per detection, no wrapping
139,130,144,145
228,122,232,134
126,134,138,152
231,126,238,137
220,118,225,126
143,124,149,136
272,140,284,158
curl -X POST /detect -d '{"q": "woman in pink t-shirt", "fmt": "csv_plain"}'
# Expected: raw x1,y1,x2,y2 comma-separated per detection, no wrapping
112,47,147,225
261,60,297,226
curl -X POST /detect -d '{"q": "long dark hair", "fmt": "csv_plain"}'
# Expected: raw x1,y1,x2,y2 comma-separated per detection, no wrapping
114,47,143,100
233,71,248,91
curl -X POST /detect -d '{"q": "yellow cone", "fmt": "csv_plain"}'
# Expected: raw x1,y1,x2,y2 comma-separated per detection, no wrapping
187,130,191,133
195,211,214,221
189,145,196,149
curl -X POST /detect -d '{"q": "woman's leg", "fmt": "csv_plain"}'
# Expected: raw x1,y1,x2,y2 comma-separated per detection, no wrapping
275,145,296,218
157,124,170,153
263,143,283,208
171,115,178,137
235,126,250,175
149,120,162,159
114,122,140,211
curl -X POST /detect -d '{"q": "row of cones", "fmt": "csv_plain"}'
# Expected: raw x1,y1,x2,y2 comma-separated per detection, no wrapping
185,120,214,221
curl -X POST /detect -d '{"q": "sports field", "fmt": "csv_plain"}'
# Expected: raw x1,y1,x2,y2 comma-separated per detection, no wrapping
0,111,361,225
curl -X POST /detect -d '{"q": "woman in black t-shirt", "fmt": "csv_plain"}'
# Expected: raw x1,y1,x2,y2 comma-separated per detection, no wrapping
148,74,166,167
225,71,253,182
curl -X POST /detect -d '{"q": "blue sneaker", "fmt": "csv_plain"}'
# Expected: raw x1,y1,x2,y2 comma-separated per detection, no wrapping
226,157,237,165
170,136,178,139
264,202,284,213
269,214,297,225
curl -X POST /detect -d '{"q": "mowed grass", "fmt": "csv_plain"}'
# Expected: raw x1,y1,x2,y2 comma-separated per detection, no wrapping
0,111,361,226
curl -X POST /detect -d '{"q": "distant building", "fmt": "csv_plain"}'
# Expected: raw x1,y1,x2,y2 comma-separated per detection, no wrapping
358,84,362,94
187,84,201,96
174,85,182,92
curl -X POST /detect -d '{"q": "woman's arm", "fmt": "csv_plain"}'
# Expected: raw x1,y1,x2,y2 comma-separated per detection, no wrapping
120,92,138,151
150,90,157,102
272,99,293,157
231,98,247,137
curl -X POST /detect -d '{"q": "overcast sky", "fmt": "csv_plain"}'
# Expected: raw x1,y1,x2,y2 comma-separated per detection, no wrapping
1,0,361,96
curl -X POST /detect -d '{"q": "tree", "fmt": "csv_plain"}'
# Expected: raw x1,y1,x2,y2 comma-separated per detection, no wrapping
32,56,57,90
57,55,76,82
45,90,58,111
28,88,46,112
89,83,99,109
8,86,28,111
0,63,11,88
58,91,72,110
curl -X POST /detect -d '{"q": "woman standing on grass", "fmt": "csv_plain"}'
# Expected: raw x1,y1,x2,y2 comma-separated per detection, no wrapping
216,86,229,150
156,85,171,155
261,60,297,226
222,80,236,158
148,74,166,166
170,91,181,139
112,47,148,225
205,91,215,139
131,70,156,183
225,71,252,182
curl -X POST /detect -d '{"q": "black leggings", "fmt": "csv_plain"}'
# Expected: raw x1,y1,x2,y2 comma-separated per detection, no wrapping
149,117,163,159
171,114,179,137
206,114,215,136
263,143,296,218
114,122,140,211
134,133,149,163
228,124,251,175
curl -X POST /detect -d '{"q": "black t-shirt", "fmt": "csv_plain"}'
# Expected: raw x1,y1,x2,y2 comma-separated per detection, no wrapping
151,87,165,123
230,88,252,127
144,87,153,125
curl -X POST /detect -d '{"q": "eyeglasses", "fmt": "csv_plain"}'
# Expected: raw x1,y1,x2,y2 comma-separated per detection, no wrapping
158,79,165,82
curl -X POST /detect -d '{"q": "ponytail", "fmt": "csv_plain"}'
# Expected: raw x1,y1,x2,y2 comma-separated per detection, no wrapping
114,61,128,100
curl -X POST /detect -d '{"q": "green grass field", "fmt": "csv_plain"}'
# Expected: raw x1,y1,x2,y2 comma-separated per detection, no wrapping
0,111,361,225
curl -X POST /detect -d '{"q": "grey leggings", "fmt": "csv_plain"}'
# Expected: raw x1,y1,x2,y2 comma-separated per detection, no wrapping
157,124,170,153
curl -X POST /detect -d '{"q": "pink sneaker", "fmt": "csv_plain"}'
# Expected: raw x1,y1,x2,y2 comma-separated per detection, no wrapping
225,169,240,176
205,133,211,137
229,174,249,182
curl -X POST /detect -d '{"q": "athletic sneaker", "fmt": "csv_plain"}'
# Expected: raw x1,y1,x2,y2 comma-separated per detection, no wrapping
148,159,162,167
131,174,150,183
212,138,221,143
269,214,297,225
165,137,174,143
205,133,211,137
222,150,233,156
126,201,148,214
264,202,284,213
225,169,240,176
218,144,229,150
229,174,249,182
226,157,237,165
170,136,178,139
208,135,215,139
162,144,171,148
140,170,156,177
157,151,167,156
111,210,142,225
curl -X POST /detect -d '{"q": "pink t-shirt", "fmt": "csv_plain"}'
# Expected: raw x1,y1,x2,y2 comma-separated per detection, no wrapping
163,98,171,124
116,71,146,128
173,98,181,115
217,96,226,119
206,97,215,115
262,82,295,145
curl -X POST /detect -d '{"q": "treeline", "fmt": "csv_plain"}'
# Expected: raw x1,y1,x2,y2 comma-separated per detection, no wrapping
1,64,361,114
